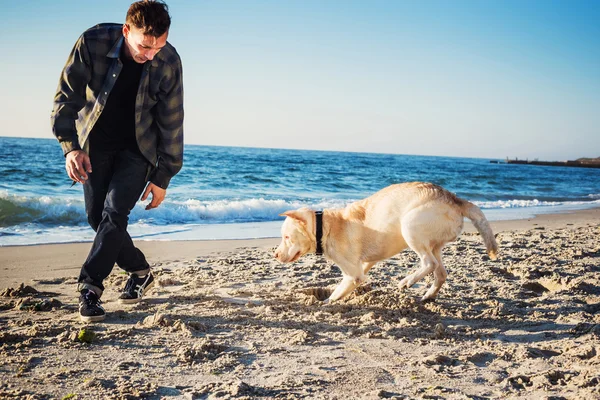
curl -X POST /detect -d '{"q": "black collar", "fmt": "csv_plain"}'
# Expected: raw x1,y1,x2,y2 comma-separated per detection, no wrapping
315,211,323,255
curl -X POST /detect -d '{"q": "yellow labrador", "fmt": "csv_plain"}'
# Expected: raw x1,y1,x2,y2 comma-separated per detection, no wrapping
274,182,498,303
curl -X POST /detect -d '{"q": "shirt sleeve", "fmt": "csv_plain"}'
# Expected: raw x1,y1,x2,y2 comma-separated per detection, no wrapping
149,57,184,189
50,34,92,156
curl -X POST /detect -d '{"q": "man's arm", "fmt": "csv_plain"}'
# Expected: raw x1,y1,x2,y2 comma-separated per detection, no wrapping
50,34,92,156
149,57,184,190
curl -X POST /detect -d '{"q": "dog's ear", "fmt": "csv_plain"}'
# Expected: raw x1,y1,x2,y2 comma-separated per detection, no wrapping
279,210,310,225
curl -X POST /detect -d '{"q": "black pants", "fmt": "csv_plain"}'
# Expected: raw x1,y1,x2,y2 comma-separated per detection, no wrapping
78,148,151,294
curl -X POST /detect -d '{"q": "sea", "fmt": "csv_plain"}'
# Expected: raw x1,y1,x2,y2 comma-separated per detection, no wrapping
1,136,599,247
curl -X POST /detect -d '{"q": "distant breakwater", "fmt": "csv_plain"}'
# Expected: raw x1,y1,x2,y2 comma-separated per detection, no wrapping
495,158,600,169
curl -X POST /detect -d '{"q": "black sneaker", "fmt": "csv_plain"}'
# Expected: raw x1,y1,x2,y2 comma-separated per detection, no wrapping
118,273,155,304
79,289,106,322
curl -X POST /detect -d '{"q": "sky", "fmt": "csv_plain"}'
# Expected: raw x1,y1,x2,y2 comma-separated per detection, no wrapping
0,0,599,160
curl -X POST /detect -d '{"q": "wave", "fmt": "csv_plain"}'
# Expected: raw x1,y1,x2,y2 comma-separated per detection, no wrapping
474,198,600,209
2,191,600,228
0,193,86,227
0,192,345,227
130,198,344,224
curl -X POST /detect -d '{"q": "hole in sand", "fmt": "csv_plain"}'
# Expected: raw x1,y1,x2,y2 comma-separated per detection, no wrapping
299,284,373,301
300,287,333,301
354,283,373,296
523,279,568,294
522,282,549,294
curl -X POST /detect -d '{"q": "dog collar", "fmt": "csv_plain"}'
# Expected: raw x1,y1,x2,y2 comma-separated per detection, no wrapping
315,211,323,255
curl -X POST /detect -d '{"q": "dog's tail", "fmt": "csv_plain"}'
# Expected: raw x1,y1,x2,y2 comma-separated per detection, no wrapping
461,201,499,260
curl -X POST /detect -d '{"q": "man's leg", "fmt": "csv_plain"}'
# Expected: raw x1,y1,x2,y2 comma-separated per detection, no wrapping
78,149,150,294
77,149,117,322
78,149,116,295
113,150,153,276
116,234,150,276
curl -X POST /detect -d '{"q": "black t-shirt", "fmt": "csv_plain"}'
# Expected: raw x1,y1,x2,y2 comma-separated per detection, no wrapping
89,47,144,153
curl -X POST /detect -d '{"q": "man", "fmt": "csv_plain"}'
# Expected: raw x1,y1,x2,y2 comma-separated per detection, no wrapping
51,0,184,322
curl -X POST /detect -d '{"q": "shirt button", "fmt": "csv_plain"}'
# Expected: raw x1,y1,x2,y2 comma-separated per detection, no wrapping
104,92,108,95
112,74,116,77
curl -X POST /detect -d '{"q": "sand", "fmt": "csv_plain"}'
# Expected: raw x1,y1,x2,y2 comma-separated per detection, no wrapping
1,208,599,399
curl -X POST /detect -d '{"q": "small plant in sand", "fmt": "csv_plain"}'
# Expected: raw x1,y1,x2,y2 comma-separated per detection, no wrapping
77,328,96,343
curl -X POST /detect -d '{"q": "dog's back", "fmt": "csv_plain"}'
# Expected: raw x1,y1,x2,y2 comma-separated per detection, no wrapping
347,182,463,225
346,182,497,259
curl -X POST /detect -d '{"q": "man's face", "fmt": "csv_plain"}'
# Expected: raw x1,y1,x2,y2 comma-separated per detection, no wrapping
122,24,168,63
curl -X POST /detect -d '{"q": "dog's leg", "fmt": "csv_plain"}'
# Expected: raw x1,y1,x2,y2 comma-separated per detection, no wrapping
362,261,376,274
325,273,365,303
398,251,438,291
421,247,447,302
399,211,440,292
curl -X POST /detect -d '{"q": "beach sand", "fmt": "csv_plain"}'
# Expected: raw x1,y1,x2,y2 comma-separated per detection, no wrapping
1,208,599,399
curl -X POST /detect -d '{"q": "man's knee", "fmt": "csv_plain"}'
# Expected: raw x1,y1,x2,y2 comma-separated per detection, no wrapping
102,207,129,231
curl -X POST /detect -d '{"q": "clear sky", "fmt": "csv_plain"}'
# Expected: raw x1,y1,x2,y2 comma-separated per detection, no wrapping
1,0,599,160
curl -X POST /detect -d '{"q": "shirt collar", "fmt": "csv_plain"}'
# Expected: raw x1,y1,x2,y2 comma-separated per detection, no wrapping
107,36,124,59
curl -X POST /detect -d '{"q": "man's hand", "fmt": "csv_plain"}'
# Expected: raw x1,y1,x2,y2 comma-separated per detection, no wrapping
65,150,92,183
141,182,166,210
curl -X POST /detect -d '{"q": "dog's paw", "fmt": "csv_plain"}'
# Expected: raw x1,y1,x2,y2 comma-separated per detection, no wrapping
398,277,411,290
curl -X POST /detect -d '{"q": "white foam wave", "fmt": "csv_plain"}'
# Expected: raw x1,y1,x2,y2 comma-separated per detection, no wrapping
474,198,600,209
130,197,347,224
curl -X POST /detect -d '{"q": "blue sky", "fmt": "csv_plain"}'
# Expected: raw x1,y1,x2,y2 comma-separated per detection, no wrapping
0,0,598,160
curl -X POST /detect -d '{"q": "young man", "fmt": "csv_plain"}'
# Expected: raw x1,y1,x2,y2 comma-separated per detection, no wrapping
51,1,184,322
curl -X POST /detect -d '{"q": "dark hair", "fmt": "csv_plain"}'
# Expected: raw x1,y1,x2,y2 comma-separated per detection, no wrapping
126,0,171,37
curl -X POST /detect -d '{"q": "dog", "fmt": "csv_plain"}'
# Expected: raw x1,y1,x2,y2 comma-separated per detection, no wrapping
274,182,498,303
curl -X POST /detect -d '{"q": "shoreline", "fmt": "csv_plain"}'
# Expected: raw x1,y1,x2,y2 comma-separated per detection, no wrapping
1,200,599,246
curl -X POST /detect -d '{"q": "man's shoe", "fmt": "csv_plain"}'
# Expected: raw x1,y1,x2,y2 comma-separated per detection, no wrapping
118,273,155,304
79,289,106,322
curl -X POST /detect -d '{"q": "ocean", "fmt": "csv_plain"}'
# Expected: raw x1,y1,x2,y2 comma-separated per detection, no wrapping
1,136,599,246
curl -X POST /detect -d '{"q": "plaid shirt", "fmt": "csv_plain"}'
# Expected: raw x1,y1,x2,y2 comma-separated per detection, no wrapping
51,23,184,189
